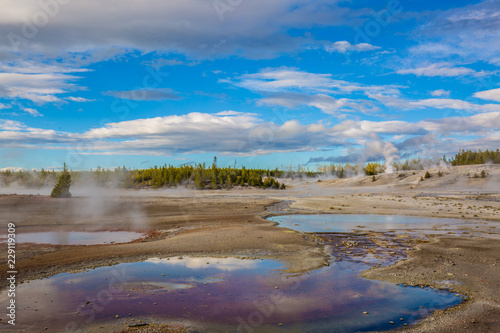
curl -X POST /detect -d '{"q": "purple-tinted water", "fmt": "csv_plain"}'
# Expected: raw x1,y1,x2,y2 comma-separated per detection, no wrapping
1,255,462,332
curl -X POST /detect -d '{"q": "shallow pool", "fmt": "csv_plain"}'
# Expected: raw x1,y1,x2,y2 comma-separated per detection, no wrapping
268,214,464,233
2,254,462,332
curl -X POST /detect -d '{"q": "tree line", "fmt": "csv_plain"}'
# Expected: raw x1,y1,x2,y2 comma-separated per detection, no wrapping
2,149,499,190
447,149,500,166
1,157,286,190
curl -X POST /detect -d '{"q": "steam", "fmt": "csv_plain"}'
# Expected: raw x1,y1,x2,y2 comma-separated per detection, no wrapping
359,133,400,174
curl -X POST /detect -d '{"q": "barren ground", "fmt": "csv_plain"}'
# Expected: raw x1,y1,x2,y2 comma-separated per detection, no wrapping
1,164,499,332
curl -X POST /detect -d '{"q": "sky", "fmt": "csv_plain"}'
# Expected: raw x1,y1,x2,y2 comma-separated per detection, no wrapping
1,0,500,171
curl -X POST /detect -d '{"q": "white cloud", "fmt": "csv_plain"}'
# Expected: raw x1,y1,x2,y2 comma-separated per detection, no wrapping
223,67,392,116
325,41,380,54
0,0,351,59
22,107,42,117
0,64,86,104
474,88,500,103
430,89,450,97
0,167,25,172
2,110,500,160
66,97,94,102
258,93,379,115
409,98,500,113
396,63,481,77
225,67,387,94
0,119,26,130
408,1,500,67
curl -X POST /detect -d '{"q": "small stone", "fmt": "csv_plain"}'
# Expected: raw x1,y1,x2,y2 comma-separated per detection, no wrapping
363,311,368,315
400,318,404,321
389,321,394,324
115,315,119,319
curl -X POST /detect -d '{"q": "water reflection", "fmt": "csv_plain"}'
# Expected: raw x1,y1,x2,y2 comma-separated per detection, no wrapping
1,254,462,332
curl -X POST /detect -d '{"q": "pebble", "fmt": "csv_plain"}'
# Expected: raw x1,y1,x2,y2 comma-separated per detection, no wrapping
363,311,368,315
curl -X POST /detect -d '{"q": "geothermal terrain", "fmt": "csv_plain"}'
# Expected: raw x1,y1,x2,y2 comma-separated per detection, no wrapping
0,164,499,332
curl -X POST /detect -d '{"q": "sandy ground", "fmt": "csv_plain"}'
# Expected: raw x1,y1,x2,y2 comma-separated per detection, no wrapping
0,164,499,332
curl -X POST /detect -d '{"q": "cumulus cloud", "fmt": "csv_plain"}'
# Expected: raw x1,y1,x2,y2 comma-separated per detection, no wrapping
325,41,380,54
430,89,450,97
2,111,500,161
103,88,183,101
474,88,500,102
77,112,344,156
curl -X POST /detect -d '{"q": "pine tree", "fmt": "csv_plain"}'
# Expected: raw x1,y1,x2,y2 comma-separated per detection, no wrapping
51,163,72,198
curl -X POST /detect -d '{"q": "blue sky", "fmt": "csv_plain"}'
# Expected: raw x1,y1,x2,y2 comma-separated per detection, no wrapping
1,0,500,171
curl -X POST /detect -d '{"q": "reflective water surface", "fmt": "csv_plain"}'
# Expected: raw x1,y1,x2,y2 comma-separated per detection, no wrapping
0,215,465,332
269,214,465,233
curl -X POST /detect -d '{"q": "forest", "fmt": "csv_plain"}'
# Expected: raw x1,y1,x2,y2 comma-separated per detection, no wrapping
1,149,498,190
447,149,500,166
0,157,285,190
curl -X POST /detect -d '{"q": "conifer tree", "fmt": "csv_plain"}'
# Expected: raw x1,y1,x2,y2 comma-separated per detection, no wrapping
51,163,72,198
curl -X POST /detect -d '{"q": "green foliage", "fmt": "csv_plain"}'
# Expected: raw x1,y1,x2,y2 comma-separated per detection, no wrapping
365,163,381,176
424,171,431,179
438,171,443,177
50,163,72,198
450,149,500,166
372,175,376,182
481,170,487,178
